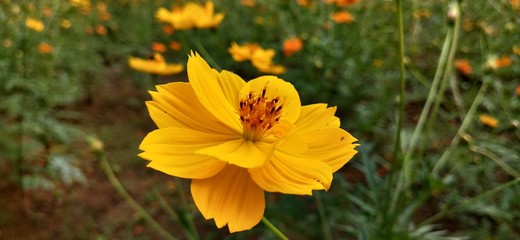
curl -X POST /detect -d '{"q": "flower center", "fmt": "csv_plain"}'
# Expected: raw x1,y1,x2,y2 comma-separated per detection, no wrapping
239,87,283,141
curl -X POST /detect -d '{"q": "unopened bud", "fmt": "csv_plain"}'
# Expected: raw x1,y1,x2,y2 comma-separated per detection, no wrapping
86,136,104,153
511,120,520,128
447,2,459,24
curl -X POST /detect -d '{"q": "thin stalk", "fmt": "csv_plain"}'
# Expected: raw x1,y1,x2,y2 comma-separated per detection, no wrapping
193,31,221,71
431,76,492,175
424,1,462,144
261,217,289,240
154,189,180,222
98,151,178,240
388,0,406,217
315,192,333,240
393,0,406,164
402,28,454,183
174,178,200,240
469,146,520,178
419,176,520,226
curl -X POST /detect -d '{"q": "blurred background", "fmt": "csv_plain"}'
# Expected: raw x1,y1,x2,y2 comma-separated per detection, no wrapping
1,0,519,239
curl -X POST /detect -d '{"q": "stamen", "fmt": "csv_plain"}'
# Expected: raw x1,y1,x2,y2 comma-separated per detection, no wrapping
239,87,284,141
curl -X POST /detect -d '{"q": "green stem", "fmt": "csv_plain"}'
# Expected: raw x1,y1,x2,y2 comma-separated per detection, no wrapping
315,192,333,240
402,28,454,183
193,31,221,71
98,151,178,240
174,178,200,240
431,76,492,175
425,1,462,141
419,177,520,226
393,0,406,164
469,146,520,178
388,0,406,218
261,216,289,240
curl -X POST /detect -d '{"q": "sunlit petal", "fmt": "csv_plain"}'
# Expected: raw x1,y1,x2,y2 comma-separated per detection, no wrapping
191,165,265,233
196,139,268,168
294,104,340,132
188,52,243,133
249,150,332,195
139,127,235,178
297,127,359,172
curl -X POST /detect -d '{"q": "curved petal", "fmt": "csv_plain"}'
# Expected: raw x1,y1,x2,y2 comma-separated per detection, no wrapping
191,165,265,233
297,127,359,172
187,52,243,133
139,127,236,179
195,139,267,168
294,104,340,133
142,153,227,179
217,70,246,109
249,150,332,195
239,76,301,124
147,82,234,134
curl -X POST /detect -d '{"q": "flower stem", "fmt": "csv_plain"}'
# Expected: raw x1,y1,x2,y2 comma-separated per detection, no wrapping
431,76,491,175
261,216,289,240
174,178,200,240
388,0,406,218
97,151,178,240
193,31,221,71
393,0,406,164
315,192,333,240
424,0,462,144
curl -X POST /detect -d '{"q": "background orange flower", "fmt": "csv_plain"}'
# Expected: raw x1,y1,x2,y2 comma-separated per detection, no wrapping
455,59,472,76
331,11,354,24
38,42,54,54
283,37,303,57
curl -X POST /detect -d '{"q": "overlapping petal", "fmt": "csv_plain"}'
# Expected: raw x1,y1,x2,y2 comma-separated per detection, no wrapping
191,165,265,233
294,104,340,132
146,82,233,134
196,139,267,168
188,53,243,133
249,150,332,195
297,127,359,172
139,127,236,179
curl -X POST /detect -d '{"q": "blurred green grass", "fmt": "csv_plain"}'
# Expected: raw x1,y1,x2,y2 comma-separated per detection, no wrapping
1,0,519,239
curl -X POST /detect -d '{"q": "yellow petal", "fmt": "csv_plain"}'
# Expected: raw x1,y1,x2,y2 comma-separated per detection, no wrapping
195,139,267,168
249,150,332,195
294,104,340,132
147,82,234,134
187,52,243,133
239,76,301,124
139,127,236,179
297,127,359,172
217,70,246,110
191,165,265,233
143,153,226,179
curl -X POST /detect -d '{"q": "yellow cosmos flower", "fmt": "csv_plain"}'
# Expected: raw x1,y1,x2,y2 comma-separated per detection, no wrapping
228,42,286,74
251,48,287,74
331,11,354,24
479,114,499,128
486,55,512,70
155,1,225,30
228,42,258,62
139,52,358,232
25,18,45,32
128,53,184,75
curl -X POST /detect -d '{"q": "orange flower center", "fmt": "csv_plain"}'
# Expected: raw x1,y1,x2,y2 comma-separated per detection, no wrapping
239,88,283,141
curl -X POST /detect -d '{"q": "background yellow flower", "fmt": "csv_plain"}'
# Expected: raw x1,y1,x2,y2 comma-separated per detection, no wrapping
128,53,184,75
